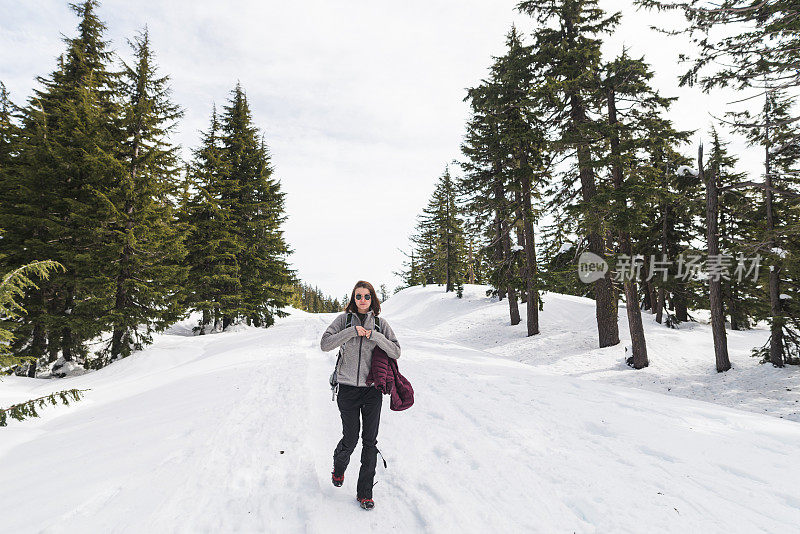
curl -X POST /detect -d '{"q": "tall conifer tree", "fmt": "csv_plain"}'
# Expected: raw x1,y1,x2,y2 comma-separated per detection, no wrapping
517,0,621,347
409,168,467,295
183,86,295,331
491,26,546,336
460,76,522,322
0,0,121,372
706,127,760,331
183,106,233,333
220,84,295,327
103,28,187,363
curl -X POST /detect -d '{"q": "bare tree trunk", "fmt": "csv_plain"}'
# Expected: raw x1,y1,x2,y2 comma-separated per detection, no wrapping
768,264,783,365
764,100,784,366
729,282,741,330
608,86,647,367
445,231,453,292
571,94,619,348
495,213,506,300
28,321,45,377
494,208,506,301
111,196,135,359
655,287,665,324
501,220,521,325
641,255,656,314
19,289,47,377
648,282,658,315
640,278,651,311
674,294,689,323
468,239,475,284
655,201,669,325
516,152,540,336
512,199,528,307
47,330,60,363
41,286,59,364
214,307,222,332
111,106,144,361
492,160,518,321
61,286,74,362
701,143,731,372
200,309,210,335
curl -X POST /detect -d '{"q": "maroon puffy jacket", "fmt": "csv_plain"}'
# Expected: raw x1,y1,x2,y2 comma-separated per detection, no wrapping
366,346,414,411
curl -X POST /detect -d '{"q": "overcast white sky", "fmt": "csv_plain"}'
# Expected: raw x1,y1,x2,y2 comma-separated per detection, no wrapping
1,1,766,300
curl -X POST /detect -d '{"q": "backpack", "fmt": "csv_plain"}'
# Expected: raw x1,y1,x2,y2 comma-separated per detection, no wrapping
329,312,381,401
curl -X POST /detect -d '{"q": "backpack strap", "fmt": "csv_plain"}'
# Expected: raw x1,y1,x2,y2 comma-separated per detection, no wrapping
332,349,343,401
373,316,381,334
331,312,354,402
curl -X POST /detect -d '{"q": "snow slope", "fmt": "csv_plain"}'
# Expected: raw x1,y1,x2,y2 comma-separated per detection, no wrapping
1,286,799,533
386,285,800,423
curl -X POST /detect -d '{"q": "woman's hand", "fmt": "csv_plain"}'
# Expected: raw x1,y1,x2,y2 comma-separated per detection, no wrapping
356,326,371,338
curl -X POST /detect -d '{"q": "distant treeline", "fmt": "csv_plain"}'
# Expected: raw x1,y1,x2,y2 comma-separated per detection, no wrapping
289,282,342,314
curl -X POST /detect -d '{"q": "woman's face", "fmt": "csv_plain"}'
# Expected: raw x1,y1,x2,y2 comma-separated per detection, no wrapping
354,287,371,313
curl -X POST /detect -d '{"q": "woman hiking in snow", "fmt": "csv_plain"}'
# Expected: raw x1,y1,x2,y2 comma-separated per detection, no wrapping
320,280,401,510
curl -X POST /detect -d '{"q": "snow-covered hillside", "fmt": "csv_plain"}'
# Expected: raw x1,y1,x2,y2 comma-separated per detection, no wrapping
385,285,800,423
1,285,799,533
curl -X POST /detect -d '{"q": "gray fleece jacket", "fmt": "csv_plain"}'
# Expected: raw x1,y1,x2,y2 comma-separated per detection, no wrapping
320,310,401,387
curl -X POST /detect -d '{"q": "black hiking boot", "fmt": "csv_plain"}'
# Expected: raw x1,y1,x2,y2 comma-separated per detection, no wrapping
331,470,344,487
357,496,375,510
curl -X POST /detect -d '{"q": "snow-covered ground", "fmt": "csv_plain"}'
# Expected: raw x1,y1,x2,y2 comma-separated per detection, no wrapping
390,285,800,423
1,285,799,533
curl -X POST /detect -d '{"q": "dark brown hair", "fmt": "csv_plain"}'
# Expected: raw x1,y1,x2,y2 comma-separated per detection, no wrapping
345,280,381,315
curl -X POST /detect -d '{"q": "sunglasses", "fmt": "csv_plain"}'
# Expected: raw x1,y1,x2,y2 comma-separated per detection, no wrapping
355,294,371,301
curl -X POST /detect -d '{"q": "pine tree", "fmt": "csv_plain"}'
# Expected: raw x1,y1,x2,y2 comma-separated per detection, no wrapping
599,51,656,367
700,142,733,371
102,28,187,364
411,210,442,286
0,83,53,376
394,249,424,289
0,0,122,373
636,115,695,327
410,168,467,295
459,75,521,322
517,0,621,348
182,106,233,333
220,84,295,327
462,235,489,285
729,89,800,365
491,26,546,336
182,85,295,331
707,127,760,331
594,50,699,366
439,168,467,296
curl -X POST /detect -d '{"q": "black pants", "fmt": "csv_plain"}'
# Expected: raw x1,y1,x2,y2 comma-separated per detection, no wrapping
332,384,382,499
